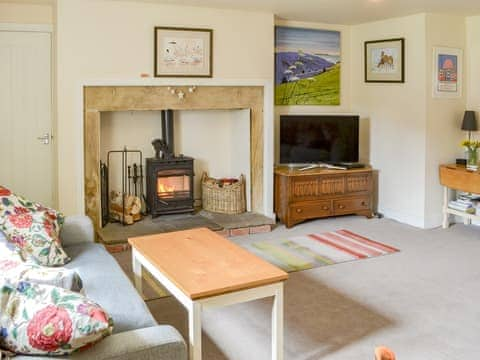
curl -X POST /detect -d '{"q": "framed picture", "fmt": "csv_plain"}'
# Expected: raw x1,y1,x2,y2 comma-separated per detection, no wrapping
154,27,212,77
275,26,341,105
364,38,405,83
433,47,462,98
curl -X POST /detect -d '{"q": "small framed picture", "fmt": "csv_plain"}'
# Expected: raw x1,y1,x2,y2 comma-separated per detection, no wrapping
154,27,213,77
433,47,462,98
364,38,405,83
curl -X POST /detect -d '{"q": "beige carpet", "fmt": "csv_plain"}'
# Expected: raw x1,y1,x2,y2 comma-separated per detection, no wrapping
114,216,480,359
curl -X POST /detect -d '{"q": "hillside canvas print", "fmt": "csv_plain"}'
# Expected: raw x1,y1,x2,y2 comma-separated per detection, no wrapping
365,38,404,83
154,27,212,77
275,26,341,105
433,47,462,98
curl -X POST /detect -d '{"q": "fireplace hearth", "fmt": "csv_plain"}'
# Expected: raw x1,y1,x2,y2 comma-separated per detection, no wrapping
146,109,195,217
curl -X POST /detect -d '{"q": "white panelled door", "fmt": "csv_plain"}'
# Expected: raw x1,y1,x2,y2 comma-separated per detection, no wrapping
0,29,54,206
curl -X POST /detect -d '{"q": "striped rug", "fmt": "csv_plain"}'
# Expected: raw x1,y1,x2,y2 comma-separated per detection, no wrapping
241,229,399,272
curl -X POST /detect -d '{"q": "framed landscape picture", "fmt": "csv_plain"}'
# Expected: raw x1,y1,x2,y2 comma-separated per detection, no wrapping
433,47,462,98
364,38,404,83
154,27,212,77
275,26,341,105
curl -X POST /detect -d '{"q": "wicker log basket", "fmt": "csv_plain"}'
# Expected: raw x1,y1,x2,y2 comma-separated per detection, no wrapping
201,172,246,214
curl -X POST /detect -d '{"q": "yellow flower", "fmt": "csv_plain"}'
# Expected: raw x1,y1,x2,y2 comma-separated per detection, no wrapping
462,140,480,150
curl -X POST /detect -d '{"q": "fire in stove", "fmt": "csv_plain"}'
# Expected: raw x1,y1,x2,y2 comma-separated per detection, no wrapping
157,175,190,199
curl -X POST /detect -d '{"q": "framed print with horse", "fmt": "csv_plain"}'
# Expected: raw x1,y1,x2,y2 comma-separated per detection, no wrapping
364,38,404,83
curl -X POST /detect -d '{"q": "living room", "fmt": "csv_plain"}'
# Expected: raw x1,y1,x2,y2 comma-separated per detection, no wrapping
1,0,480,359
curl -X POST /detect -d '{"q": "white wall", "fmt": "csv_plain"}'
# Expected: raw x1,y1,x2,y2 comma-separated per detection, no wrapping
424,14,466,228
466,16,480,226
0,2,53,24
351,14,429,227
466,17,480,113
175,109,250,209
350,13,467,228
56,0,274,215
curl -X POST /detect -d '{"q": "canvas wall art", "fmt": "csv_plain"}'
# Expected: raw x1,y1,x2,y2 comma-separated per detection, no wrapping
364,38,404,83
154,27,212,77
275,26,341,105
433,47,462,98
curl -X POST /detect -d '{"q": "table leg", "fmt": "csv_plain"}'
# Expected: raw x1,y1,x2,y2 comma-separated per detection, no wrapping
188,302,202,360
272,283,284,360
132,250,143,296
442,186,450,229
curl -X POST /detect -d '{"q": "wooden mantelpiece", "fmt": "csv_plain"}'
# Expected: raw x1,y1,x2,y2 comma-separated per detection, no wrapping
274,166,374,228
84,86,264,231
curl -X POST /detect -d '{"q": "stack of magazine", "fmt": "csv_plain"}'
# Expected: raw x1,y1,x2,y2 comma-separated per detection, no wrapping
448,193,480,215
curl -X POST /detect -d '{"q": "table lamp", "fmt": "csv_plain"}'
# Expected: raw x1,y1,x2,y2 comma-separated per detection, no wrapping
461,111,477,141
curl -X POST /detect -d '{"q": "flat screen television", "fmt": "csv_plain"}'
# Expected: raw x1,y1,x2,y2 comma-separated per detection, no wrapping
280,114,359,165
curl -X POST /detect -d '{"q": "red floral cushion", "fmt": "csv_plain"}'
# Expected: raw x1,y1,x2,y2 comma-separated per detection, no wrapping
0,279,113,355
0,186,70,266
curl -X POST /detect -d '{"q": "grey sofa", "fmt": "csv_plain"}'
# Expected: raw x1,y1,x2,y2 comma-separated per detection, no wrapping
15,215,187,360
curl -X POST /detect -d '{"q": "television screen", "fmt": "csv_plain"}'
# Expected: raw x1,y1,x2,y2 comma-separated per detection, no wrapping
280,115,359,164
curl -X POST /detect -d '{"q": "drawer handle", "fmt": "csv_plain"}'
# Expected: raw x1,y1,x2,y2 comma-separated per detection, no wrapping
361,201,367,206
296,208,303,213
338,204,346,209
322,206,329,210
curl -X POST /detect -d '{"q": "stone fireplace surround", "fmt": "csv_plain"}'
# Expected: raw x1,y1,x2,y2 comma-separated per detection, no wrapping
81,80,274,231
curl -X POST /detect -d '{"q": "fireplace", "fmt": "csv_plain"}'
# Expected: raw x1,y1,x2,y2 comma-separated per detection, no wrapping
83,85,268,231
146,110,195,217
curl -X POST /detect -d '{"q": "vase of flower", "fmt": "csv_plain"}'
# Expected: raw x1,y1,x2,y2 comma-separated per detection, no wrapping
462,140,480,171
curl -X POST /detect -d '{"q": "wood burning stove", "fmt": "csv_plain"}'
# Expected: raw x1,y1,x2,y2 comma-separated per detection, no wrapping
146,110,195,217
146,156,194,217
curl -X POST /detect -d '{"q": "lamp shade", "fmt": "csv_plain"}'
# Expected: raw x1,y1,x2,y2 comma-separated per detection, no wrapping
461,111,478,131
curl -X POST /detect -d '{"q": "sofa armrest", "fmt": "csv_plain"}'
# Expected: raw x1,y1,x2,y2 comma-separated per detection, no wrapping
14,326,187,360
60,215,95,247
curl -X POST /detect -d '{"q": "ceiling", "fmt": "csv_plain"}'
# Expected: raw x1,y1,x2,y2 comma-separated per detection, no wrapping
4,0,480,24
124,0,480,25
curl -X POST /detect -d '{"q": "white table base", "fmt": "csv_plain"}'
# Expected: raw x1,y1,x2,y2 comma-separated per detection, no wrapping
132,249,284,360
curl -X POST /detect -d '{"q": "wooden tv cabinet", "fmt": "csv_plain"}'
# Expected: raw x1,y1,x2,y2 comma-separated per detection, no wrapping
274,166,374,228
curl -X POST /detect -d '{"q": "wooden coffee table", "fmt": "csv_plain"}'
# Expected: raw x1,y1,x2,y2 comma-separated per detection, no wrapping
128,228,288,360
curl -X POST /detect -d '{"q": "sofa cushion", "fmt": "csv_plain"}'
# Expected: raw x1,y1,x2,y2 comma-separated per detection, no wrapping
0,258,83,292
64,243,157,334
0,230,18,258
0,279,113,356
0,186,70,266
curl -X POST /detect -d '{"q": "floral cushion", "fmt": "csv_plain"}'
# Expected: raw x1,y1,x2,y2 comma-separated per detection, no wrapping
0,258,83,293
0,279,113,356
0,186,70,267
0,230,18,259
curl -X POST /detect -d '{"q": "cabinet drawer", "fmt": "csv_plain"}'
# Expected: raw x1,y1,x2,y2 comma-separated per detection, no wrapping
290,201,332,220
333,197,370,214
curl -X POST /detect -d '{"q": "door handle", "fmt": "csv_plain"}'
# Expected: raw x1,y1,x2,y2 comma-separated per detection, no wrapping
37,133,51,145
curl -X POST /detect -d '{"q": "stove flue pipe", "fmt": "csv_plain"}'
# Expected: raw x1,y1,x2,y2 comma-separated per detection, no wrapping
161,109,175,157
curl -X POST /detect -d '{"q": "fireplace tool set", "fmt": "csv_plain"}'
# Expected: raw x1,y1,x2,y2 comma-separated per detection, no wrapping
101,147,145,226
